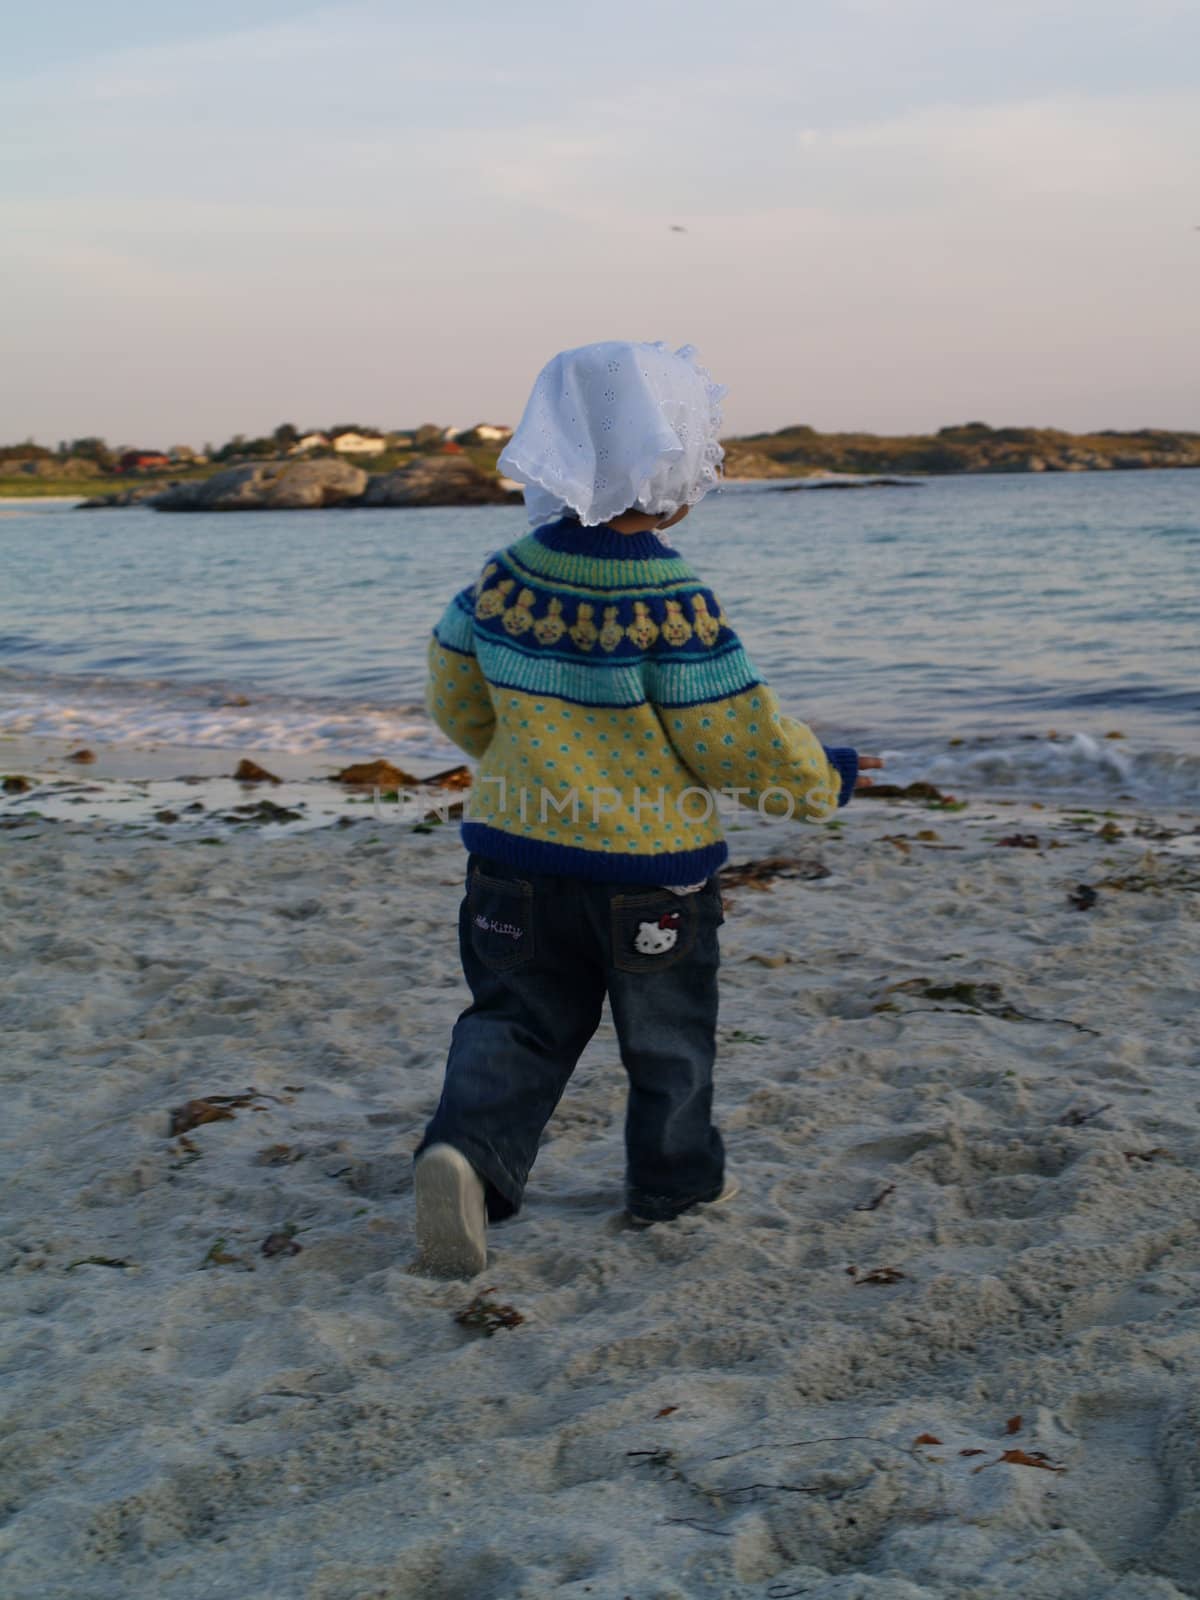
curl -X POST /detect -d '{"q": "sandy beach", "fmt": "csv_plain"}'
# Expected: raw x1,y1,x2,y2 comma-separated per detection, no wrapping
2,757,1198,1600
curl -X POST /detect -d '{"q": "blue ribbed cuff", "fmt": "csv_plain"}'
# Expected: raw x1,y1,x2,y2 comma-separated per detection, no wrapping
822,747,859,808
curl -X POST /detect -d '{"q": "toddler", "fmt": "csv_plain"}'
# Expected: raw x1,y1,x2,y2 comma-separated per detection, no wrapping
414,340,877,1276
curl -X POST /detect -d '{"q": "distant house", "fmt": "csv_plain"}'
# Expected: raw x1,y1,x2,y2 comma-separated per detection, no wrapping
330,431,387,456
167,445,206,464
452,423,513,448
119,450,171,473
289,432,330,455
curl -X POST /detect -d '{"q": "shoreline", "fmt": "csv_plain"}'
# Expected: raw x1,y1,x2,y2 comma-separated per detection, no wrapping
2,458,1198,504
3,728,1196,851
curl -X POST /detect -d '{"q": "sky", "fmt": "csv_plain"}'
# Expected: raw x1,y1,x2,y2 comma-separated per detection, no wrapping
2,0,1198,445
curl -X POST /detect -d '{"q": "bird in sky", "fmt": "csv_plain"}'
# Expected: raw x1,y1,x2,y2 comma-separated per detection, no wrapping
669,224,688,233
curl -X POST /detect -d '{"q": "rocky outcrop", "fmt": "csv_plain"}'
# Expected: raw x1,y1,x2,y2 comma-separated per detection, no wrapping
361,456,520,507
76,484,172,509
330,759,472,789
723,425,1200,479
152,459,367,512
780,477,922,491
232,759,281,784
141,454,519,511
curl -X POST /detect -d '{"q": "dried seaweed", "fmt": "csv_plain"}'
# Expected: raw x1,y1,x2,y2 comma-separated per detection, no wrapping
853,1183,896,1213
877,977,1099,1035
1100,861,1200,895
972,1448,1065,1475
455,1291,524,1337
1056,1102,1112,1127
222,799,304,824
169,1088,272,1135
856,781,963,807
255,1143,303,1167
722,856,830,890
261,1225,302,1258
201,1238,253,1271
848,1265,907,1285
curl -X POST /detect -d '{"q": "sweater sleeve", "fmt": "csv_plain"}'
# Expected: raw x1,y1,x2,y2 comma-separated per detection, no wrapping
646,592,856,822
425,586,496,760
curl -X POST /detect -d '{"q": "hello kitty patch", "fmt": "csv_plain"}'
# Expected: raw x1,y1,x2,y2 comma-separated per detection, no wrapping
634,911,681,956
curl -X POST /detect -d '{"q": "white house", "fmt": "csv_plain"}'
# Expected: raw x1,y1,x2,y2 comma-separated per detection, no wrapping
331,431,387,456
289,433,330,454
445,422,513,445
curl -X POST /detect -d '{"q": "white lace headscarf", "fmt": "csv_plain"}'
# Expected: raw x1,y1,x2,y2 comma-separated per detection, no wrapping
498,340,726,530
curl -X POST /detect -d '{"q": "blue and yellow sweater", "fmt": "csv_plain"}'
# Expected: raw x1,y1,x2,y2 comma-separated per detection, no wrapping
426,518,858,883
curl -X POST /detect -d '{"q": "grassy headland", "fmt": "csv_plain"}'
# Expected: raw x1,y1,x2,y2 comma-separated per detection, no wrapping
722,422,1200,478
2,422,1197,499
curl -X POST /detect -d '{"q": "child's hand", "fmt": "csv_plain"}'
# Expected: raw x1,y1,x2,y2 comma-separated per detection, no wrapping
856,754,884,791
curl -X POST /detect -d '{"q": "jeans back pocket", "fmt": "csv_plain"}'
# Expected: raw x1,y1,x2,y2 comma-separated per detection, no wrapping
468,867,535,973
610,889,698,974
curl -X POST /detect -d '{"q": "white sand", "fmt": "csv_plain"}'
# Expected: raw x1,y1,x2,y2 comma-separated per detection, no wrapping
2,780,1199,1600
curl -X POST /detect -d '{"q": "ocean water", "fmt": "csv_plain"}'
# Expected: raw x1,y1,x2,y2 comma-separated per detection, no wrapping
1,471,1197,805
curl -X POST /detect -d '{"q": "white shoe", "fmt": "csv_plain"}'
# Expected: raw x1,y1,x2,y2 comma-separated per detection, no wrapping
414,1144,487,1278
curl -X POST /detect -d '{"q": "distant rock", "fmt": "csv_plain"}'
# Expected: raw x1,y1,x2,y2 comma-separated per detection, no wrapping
76,484,168,509
780,477,921,492
66,748,96,763
232,759,281,784
152,459,367,512
362,456,520,507
331,759,421,788
424,765,473,790
327,758,471,791
144,454,519,511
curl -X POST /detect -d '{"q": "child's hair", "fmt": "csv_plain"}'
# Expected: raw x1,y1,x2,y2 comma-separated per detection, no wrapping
499,341,726,529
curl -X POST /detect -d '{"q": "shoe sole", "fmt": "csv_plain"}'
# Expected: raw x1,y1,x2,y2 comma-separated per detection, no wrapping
414,1145,487,1278
628,1174,740,1227
705,1175,740,1208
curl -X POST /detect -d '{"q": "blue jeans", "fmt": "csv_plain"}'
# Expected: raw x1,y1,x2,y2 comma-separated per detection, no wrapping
417,853,726,1223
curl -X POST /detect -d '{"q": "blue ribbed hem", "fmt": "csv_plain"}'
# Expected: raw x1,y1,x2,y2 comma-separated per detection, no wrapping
533,518,667,562
461,821,728,884
823,747,859,808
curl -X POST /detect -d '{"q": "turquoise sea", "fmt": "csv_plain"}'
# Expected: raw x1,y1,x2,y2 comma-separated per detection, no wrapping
1,471,1197,805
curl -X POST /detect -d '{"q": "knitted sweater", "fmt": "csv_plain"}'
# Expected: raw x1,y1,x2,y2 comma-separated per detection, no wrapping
426,518,858,884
